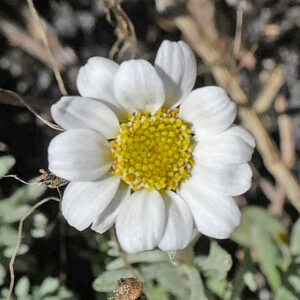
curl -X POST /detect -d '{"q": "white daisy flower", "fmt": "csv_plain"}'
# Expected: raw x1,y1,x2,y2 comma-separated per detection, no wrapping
48,40,255,254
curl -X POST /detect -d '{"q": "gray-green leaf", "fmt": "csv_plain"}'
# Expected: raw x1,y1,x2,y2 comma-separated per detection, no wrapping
232,206,286,248
15,276,30,297
290,218,300,256
93,269,132,292
275,287,297,300
179,265,208,300
195,241,232,281
106,250,168,270
0,156,15,176
140,262,188,298
0,264,6,286
39,277,59,296
251,225,281,291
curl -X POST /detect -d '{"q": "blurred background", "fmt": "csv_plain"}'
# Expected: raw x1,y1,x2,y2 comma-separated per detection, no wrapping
0,0,299,299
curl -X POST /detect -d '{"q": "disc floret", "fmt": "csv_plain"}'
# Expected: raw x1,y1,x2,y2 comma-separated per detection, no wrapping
110,108,194,191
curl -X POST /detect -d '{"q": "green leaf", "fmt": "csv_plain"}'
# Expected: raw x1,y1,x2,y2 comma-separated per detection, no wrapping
2,181,46,207
106,250,168,270
288,274,300,293
206,277,231,300
290,219,300,256
232,206,286,248
24,182,47,201
57,286,73,298
195,241,232,281
0,264,6,285
3,204,31,223
4,244,29,258
0,225,18,246
39,278,59,296
275,287,297,300
1,287,9,297
140,262,188,298
93,269,132,292
31,228,46,238
0,156,15,176
243,272,257,292
251,225,281,291
230,250,255,300
15,277,30,297
179,265,208,300
144,281,170,300
33,213,48,228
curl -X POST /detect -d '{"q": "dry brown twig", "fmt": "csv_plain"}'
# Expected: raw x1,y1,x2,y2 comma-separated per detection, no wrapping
172,14,300,213
0,89,53,111
250,61,285,214
0,14,76,72
100,0,138,60
0,174,42,186
23,7,77,67
0,89,63,131
25,0,67,95
251,65,286,215
110,227,140,280
268,96,296,215
276,96,296,169
233,4,243,65
187,0,219,46
0,19,65,71
110,226,151,300
253,67,285,114
5,196,61,300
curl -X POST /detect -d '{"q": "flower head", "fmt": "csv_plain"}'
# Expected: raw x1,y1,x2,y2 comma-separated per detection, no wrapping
48,40,255,253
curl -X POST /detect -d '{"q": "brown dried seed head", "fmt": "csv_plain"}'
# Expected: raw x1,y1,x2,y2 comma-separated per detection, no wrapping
115,278,143,300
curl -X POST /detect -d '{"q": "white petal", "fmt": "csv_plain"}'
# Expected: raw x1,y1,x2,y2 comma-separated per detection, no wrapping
155,40,196,109
48,129,112,181
193,127,254,165
179,87,237,136
51,96,120,139
62,174,120,231
92,182,130,234
190,163,252,196
116,190,166,254
113,60,165,113
179,183,241,239
158,191,193,251
225,125,256,148
76,57,126,119
77,57,118,102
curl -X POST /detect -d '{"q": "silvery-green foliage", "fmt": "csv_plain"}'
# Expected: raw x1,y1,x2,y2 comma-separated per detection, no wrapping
91,207,300,299
1,153,300,300
0,155,72,299
0,156,15,177
0,277,73,300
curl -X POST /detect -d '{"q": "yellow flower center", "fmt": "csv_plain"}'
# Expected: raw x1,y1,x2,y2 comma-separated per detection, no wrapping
110,108,194,191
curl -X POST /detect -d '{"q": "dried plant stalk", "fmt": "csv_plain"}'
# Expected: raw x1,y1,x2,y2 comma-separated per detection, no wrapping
253,67,285,113
276,96,296,168
26,0,67,95
0,89,63,131
6,197,61,300
100,0,138,60
268,96,296,215
110,226,151,300
0,19,64,71
174,15,300,212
